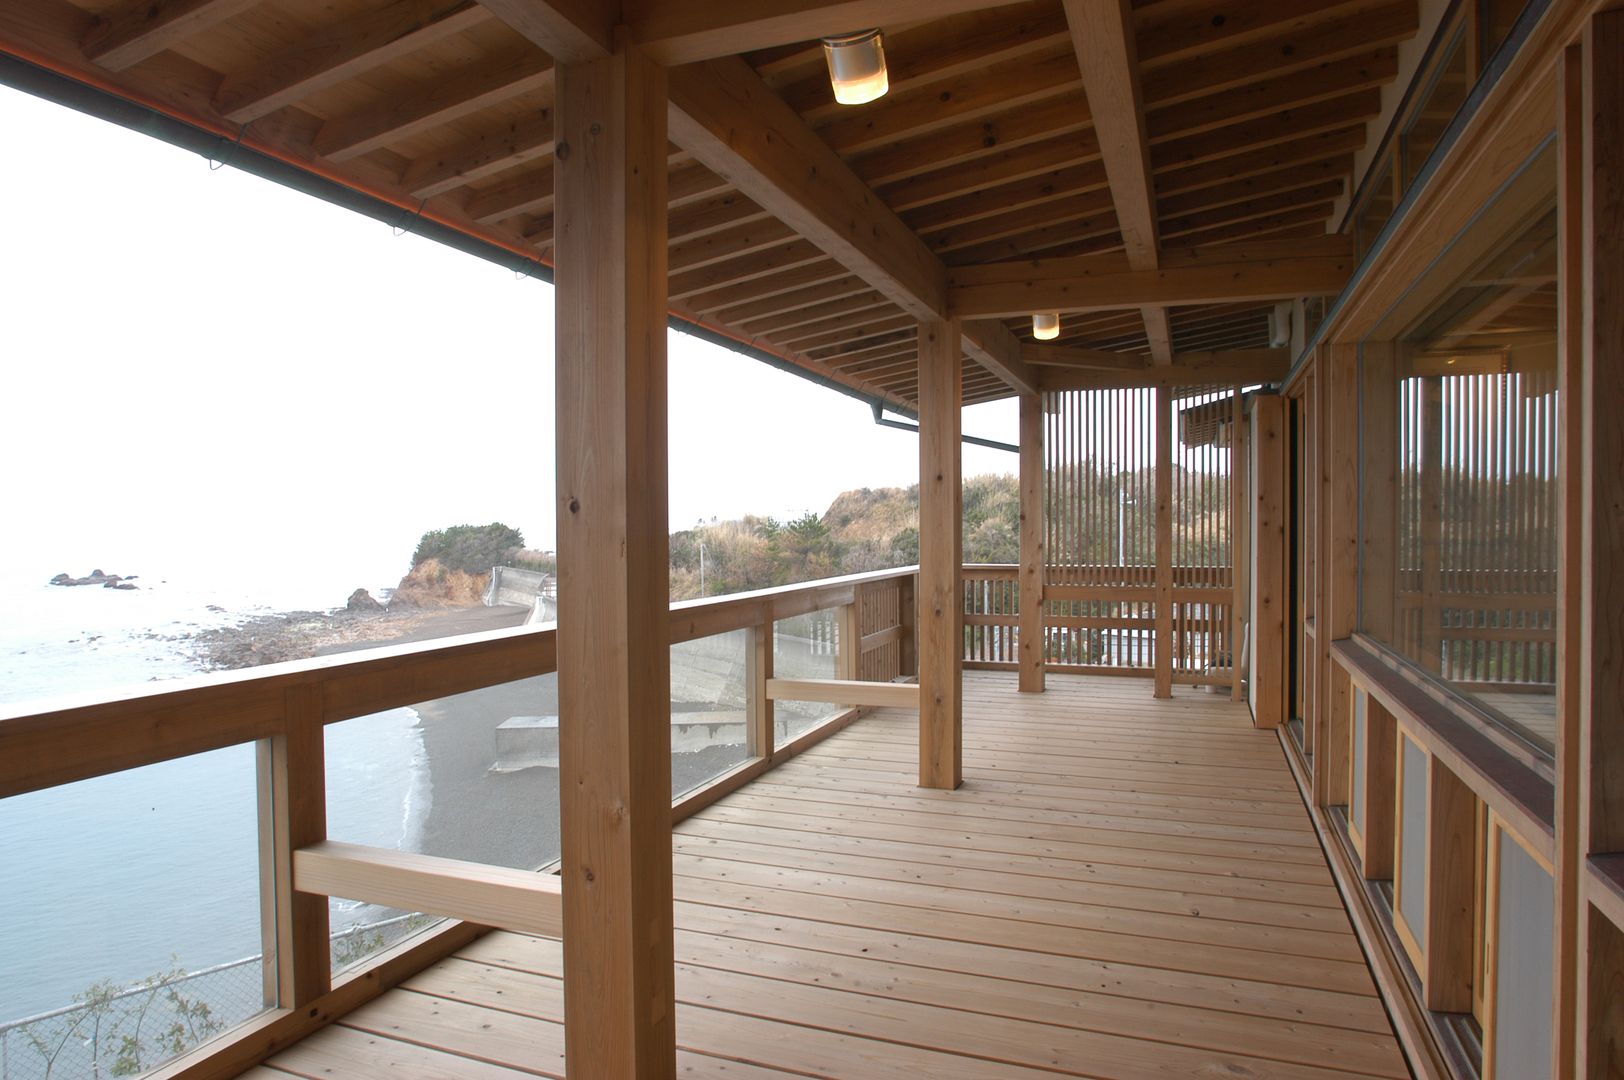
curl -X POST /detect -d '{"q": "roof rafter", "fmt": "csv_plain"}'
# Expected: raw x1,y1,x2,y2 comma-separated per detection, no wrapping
626,0,1035,66
668,56,948,322
474,0,613,64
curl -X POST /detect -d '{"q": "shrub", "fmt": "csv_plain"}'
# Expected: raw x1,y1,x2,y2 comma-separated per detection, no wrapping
410,523,524,575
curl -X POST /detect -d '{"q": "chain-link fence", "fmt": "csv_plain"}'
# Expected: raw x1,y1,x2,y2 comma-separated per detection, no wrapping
0,912,437,1080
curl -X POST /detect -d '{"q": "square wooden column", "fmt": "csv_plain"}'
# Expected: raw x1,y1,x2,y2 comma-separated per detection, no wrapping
1575,11,1624,1078
554,45,676,1080
1251,394,1288,728
1018,391,1046,693
919,318,963,789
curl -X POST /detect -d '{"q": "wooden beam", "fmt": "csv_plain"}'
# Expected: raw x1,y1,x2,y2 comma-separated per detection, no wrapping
212,0,486,123
960,318,1038,395
1018,392,1046,693
1062,0,1158,268
950,237,1356,318
314,50,553,162
554,44,676,1079
400,111,554,199
294,841,563,938
1318,342,1358,809
1040,348,1289,391
627,0,1034,65
918,318,963,790
1022,343,1149,371
475,0,612,63
83,0,255,71
1143,307,1175,364
766,678,919,709
668,58,947,321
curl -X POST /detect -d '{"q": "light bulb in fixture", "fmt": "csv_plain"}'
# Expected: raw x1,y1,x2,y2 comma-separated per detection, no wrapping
822,30,888,105
1032,313,1061,340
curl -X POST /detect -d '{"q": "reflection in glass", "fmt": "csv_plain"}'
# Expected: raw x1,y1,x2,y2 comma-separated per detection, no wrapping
670,630,752,798
775,610,846,741
1402,28,1469,188
1360,147,1557,756
0,748,269,1076
324,673,562,970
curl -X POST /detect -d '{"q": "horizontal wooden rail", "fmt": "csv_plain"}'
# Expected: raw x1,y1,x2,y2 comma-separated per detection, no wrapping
766,678,919,709
294,841,563,939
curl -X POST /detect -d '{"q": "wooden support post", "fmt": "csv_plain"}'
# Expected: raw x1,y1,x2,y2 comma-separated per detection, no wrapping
899,573,917,678
747,621,774,759
919,318,963,790
1231,387,1246,703
1018,391,1046,693
1319,343,1359,808
1154,385,1173,698
554,44,676,1080
1252,394,1287,728
1360,342,1399,643
1578,12,1624,1077
838,597,862,683
1555,39,1584,1080
263,685,329,1008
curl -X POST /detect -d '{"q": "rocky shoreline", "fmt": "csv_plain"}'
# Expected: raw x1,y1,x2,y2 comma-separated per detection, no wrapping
189,604,533,671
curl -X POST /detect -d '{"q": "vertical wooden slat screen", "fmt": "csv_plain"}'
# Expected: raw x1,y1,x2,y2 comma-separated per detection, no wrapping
1042,388,1158,673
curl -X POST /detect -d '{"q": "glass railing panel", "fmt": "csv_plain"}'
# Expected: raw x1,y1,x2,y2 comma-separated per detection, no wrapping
773,609,844,741
0,747,269,1079
670,629,752,799
322,672,561,973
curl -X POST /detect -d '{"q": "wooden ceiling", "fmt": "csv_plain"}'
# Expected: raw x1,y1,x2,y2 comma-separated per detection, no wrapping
0,0,1418,407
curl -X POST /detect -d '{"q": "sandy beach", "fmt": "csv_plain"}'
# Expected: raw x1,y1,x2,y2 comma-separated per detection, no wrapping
196,603,751,872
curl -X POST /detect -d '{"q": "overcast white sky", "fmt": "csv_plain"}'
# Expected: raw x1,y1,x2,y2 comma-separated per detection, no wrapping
0,84,1016,585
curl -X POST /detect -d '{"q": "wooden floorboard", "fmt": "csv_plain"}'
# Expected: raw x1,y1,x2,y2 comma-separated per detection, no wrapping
255,672,1411,1079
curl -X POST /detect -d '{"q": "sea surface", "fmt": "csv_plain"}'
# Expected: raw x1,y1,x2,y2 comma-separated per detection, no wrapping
0,563,427,1024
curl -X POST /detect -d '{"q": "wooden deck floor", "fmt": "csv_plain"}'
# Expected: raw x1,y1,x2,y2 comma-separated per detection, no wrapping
247,673,1409,1079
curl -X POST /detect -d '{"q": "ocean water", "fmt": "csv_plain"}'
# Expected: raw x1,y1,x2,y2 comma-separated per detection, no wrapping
0,563,428,1023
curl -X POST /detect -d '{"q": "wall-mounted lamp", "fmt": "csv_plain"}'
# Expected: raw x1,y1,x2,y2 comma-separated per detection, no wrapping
822,30,889,105
1032,313,1061,340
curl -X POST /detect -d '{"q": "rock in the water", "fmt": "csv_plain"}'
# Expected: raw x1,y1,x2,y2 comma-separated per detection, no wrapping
51,569,138,588
346,588,383,612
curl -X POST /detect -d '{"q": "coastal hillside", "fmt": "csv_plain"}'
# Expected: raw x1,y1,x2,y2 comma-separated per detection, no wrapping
669,475,1021,599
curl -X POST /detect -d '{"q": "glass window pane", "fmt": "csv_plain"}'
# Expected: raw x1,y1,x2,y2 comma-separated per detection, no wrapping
0,748,270,1077
774,610,844,741
1482,0,1527,64
1399,736,1429,948
1358,145,1557,756
671,630,752,798
1493,829,1553,1078
1358,158,1396,255
1402,29,1469,189
324,673,561,972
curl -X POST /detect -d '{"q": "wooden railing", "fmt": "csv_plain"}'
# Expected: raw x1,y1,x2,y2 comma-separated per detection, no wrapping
0,565,918,1080
962,563,1238,687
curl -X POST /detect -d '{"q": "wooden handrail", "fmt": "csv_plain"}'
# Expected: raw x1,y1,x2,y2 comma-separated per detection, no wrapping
0,566,921,799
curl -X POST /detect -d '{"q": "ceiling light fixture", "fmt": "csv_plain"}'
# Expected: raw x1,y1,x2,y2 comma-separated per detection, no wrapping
1032,313,1061,340
822,29,889,106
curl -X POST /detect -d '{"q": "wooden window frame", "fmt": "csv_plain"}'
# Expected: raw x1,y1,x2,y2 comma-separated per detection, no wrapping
1480,813,1556,1080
